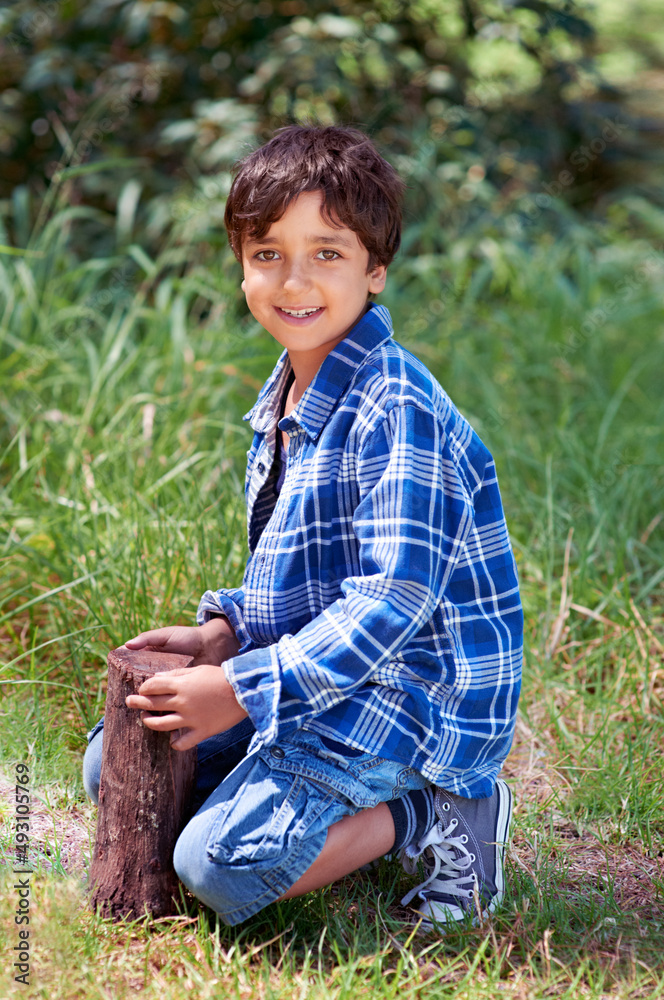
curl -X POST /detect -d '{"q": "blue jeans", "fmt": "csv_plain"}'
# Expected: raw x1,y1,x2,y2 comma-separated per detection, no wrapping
83,720,428,925
83,715,256,815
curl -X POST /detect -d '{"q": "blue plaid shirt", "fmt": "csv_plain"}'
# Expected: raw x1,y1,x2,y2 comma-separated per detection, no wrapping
198,304,522,796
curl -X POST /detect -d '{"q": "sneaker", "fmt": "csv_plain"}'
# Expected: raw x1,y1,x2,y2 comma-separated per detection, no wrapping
400,779,513,929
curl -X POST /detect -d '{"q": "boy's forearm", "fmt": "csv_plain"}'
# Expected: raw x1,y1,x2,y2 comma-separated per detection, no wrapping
199,616,241,664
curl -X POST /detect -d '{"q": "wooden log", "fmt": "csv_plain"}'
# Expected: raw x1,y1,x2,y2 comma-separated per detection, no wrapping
89,646,197,920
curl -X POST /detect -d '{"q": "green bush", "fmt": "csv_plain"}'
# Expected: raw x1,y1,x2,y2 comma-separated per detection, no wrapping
1,0,656,259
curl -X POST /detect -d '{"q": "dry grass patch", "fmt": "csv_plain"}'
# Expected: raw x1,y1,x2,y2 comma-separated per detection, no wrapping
0,770,92,877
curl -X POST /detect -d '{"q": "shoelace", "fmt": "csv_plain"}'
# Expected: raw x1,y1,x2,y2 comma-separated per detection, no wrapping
400,817,478,906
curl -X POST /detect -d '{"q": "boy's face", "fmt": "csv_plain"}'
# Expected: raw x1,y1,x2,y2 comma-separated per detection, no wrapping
241,190,387,372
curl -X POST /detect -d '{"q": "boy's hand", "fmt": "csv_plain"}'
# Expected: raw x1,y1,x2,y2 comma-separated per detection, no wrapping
125,618,240,666
125,664,248,751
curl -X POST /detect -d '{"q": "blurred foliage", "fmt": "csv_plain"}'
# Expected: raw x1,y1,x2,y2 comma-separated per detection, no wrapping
0,0,662,260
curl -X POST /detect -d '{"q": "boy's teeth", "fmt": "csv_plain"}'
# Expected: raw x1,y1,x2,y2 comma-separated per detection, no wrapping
281,307,320,317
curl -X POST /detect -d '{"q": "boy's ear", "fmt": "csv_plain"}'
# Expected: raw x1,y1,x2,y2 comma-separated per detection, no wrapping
368,264,387,295
241,277,246,292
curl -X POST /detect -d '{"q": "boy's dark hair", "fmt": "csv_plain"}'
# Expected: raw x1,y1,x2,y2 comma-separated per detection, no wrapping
225,125,404,270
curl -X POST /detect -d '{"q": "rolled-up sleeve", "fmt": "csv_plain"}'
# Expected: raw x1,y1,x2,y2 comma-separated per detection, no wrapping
197,586,257,654
223,403,475,745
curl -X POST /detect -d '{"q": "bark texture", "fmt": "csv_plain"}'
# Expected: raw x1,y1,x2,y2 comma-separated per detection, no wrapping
89,646,197,920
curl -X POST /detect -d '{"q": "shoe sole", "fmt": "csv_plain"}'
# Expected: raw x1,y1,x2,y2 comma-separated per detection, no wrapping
487,778,512,913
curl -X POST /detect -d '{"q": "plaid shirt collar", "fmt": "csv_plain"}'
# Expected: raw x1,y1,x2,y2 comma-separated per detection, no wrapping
245,303,394,441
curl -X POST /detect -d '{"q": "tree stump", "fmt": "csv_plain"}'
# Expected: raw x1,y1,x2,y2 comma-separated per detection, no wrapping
89,646,197,920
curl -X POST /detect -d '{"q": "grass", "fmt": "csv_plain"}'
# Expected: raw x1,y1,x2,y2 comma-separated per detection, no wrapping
0,184,663,997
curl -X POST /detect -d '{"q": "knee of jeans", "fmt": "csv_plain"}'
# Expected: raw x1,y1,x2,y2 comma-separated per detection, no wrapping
172,831,194,894
82,731,103,804
173,810,281,900
173,815,212,879
173,816,300,923
172,820,237,906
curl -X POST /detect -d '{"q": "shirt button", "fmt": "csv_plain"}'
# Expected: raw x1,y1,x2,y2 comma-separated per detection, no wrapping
270,747,285,759
257,462,265,474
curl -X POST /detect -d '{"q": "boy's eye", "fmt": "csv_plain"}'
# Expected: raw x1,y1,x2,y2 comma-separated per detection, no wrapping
256,250,279,261
316,249,341,260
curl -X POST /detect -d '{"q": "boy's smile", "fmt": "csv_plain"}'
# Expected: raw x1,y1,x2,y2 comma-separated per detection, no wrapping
241,191,387,385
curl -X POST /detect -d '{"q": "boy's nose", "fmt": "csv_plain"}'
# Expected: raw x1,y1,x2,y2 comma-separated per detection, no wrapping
282,262,311,293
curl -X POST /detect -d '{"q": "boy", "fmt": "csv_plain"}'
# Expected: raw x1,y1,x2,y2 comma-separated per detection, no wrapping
84,125,523,929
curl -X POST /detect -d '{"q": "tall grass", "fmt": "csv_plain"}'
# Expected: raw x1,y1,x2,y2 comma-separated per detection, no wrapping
1,179,663,996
